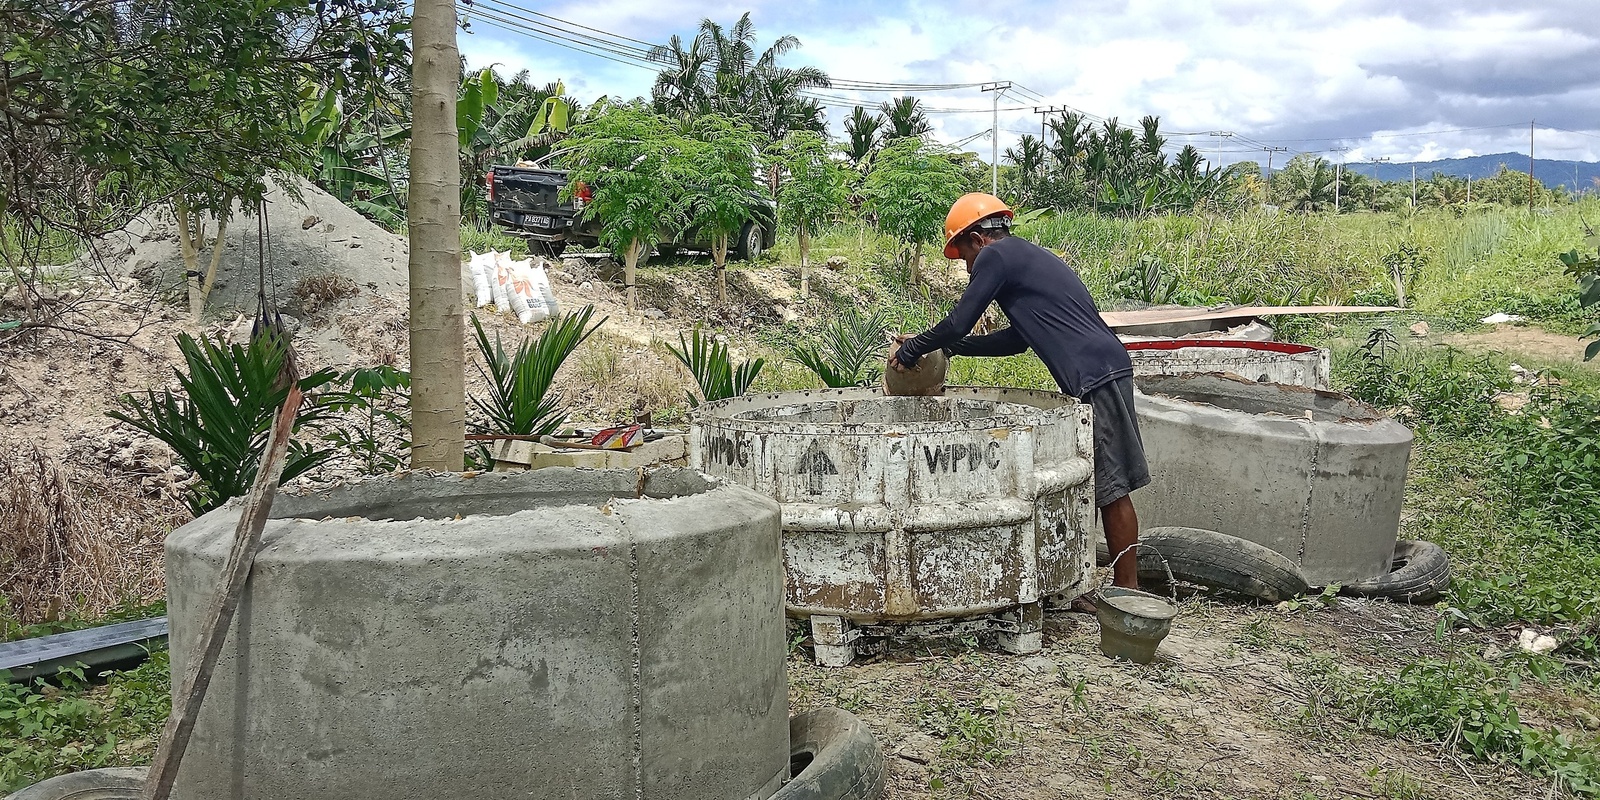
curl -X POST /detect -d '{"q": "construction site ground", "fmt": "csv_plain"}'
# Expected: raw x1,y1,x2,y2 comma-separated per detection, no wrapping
3,209,1598,797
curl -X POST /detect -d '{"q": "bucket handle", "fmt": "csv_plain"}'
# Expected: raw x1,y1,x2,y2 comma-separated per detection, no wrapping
1104,541,1180,602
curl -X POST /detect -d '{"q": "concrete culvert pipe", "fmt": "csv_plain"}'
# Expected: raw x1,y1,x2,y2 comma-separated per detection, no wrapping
161,468,791,800
691,387,1097,666
1134,374,1414,586
1124,340,1332,390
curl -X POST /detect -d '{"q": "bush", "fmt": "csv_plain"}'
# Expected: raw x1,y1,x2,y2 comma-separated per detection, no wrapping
1,653,170,792
1339,329,1506,435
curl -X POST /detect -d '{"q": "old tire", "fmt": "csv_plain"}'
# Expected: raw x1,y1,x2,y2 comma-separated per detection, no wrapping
1338,540,1451,603
5,767,147,800
735,222,765,261
774,708,887,800
1098,526,1310,602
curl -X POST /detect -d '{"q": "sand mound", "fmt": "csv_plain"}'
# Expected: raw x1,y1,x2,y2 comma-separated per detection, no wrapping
74,176,411,316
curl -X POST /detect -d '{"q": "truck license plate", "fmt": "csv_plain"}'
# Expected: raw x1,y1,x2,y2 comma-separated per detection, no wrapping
530,215,552,228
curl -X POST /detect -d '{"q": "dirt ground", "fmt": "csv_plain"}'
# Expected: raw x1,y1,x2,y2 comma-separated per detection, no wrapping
5,243,1594,797
1441,324,1598,369
788,598,1554,800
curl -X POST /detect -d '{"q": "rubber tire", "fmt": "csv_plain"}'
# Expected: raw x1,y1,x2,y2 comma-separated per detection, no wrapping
533,239,567,259
1338,540,1451,603
773,708,887,800
5,767,147,800
735,222,765,261
1096,526,1310,602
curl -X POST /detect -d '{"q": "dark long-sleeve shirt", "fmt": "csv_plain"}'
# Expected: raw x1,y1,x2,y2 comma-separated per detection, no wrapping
896,235,1131,397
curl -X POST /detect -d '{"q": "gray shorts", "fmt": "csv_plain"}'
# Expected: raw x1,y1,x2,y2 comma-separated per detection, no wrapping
1082,375,1151,508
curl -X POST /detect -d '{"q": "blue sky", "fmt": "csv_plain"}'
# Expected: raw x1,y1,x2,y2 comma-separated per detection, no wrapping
459,0,1600,167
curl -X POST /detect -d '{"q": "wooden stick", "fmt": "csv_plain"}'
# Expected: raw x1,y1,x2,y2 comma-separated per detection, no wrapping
144,386,302,800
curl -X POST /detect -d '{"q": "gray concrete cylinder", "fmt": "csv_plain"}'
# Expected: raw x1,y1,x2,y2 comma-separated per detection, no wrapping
163,468,787,800
1125,340,1331,389
1134,374,1413,585
690,387,1096,660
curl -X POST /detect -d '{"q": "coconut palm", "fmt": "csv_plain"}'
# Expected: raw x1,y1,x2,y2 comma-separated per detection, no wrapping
1274,154,1337,212
880,96,932,140
651,13,829,144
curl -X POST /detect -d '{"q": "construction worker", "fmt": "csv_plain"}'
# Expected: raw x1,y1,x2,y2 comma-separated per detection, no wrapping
889,192,1147,592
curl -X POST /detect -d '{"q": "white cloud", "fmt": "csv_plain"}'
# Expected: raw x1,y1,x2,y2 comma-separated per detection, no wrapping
457,0,1600,164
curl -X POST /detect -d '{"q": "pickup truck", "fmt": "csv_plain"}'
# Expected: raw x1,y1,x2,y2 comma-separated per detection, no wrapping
486,163,777,260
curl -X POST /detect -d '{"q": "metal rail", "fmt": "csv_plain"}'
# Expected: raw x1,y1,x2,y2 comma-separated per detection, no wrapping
0,617,168,682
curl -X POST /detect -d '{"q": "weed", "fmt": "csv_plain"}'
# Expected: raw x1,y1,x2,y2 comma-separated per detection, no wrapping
912,688,1020,768
288,273,359,316
0,652,170,792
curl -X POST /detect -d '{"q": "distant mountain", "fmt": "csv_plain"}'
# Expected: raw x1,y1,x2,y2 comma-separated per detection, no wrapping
1319,152,1599,191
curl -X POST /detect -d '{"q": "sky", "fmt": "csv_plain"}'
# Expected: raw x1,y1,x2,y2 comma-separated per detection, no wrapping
458,0,1600,169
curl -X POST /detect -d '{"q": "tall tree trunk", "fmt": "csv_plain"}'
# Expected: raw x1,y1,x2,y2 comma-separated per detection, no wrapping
798,227,810,299
406,0,465,471
715,234,727,304
192,211,229,322
625,239,640,311
176,198,200,319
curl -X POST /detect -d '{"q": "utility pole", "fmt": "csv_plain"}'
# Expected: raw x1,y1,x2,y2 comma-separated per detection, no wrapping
1411,165,1417,208
1207,131,1232,170
981,82,1012,195
1529,120,1535,213
1367,156,1390,179
1331,147,1349,213
1260,144,1286,195
1034,105,1068,179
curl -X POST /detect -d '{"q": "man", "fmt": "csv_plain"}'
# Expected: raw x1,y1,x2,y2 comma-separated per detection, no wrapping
889,192,1148,590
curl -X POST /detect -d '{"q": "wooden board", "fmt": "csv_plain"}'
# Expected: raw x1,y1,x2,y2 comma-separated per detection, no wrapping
1100,305,1400,329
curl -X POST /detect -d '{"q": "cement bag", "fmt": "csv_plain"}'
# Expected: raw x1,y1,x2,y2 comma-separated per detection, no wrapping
884,336,947,396
490,251,512,309
509,258,550,324
530,258,560,317
469,251,495,307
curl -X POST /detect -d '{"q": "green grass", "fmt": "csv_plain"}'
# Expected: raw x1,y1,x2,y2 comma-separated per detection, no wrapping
1,652,170,793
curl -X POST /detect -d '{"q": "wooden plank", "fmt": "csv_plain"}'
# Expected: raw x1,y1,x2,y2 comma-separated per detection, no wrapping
143,387,301,800
1100,305,1399,329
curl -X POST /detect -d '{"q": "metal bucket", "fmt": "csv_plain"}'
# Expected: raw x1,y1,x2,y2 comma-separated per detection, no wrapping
1094,587,1178,664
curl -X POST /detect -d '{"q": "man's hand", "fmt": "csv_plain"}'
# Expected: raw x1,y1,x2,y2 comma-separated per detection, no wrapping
887,334,919,372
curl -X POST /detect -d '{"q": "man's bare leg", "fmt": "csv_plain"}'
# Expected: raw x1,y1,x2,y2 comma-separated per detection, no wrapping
1102,495,1139,590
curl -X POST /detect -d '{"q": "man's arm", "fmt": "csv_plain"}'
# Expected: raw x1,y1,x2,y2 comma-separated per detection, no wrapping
893,252,1007,367
950,326,1028,357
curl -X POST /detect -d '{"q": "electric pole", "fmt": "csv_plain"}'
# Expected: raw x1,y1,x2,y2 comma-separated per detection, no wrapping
1263,146,1287,201
1411,165,1417,208
1207,131,1232,170
1331,147,1349,213
1529,120,1535,214
1034,105,1068,179
1366,156,1390,179
981,82,1012,195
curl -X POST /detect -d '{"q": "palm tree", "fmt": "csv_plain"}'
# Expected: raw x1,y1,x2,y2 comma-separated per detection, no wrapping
879,96,932,140
844,106,883,171
1137,115,1167,176
1047,112,1088,175
648,33,713,117
1274,154,1336,211
652,13,828,144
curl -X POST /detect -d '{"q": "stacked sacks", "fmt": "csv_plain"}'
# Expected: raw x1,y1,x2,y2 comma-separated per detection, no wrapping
468,250,560,324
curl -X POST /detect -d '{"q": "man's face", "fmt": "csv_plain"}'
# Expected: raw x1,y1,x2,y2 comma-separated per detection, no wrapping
954,232,984,273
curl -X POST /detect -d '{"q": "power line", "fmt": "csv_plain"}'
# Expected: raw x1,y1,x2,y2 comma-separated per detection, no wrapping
474,1,658,49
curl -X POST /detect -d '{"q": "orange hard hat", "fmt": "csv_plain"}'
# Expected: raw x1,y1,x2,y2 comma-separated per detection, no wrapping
943,193,1013,259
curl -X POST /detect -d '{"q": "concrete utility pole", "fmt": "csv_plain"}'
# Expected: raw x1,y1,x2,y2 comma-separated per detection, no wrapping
1367,156,1390,180
1411,165,1417,208
1034,105,1068,179
1529,120,1536,213
1207,131,1232,170
1331,147,1349,213
1263,146,1287,200
981,82,1012,195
